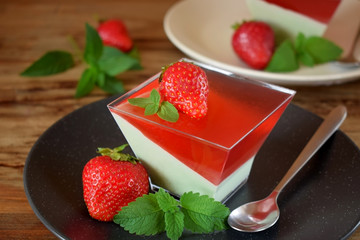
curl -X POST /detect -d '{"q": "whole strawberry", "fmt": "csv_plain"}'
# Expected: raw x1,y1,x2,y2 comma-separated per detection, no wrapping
159,61,209,119
97,19,133,52
82,144,149,221
232,21,275,69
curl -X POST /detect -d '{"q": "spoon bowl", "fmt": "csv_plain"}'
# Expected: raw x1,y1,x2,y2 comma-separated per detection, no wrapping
228,105,347,232
228,191,280,232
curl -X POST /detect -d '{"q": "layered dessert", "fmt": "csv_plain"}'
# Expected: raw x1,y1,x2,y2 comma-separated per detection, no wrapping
108,59,295,202
246,0,340,41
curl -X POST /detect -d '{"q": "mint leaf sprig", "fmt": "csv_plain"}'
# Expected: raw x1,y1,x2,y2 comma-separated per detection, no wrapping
20,23,142,98
128,89,179,123
265,32,342,72
114,189,230,240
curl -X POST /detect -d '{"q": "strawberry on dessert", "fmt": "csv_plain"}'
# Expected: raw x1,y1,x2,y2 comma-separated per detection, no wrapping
97,19,133,52
108,59,295,202
159,61,209,119
82,145,149,221
231,21,275,69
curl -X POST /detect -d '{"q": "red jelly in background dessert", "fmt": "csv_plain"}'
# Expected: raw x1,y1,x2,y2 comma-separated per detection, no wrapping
246,0,341,41
265,0,340,23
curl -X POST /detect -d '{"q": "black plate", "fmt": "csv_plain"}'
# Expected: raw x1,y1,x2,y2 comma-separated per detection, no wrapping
24,96,360,240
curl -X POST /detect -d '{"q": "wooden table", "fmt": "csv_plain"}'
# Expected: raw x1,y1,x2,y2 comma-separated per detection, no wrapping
0,0,359,239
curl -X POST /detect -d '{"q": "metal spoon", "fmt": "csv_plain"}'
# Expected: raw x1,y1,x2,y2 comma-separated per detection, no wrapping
228,105,347,232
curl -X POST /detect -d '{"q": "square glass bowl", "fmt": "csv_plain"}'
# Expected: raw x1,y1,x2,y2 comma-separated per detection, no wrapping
108,59,295,202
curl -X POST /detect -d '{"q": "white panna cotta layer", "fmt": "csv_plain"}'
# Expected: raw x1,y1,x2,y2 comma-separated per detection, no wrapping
111,113,255,202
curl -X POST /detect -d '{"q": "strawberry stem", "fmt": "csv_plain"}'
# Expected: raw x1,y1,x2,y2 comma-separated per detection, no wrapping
97,144,138,164
67,35,83,64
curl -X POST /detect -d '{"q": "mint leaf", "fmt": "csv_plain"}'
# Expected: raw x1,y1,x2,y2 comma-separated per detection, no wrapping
180,192,230,233
96,71,106,87
155,189,184,240
21,51,74,77
165,211,184,240
145,103,159,115
157,101,179,122
127,47,143,70
304,36,342,63
128,89,179,122
84,23,103,65
20,22,142,99
294,32,306,53
298,51,315,67
98,46,141,76
114,193,166,235
266,40,299,72
156,188,179,213
114,189,230,239
150,89,161,106
75,68,96,98
98,75,125,94
128,97,153,108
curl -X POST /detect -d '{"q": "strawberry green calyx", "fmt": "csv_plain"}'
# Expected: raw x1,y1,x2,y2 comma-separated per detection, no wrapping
231,22,241,30
159,60,193,82
97,144,138,164
159,63,171,83
231,21,248,30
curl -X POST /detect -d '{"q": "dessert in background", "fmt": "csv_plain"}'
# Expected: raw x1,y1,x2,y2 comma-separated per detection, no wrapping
246,0,340,42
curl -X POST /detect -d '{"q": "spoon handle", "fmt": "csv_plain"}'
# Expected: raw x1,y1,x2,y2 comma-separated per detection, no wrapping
273,105,347,194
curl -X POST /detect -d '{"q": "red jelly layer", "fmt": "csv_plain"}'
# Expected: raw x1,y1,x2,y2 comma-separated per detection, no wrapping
111,70,294,185
265,0,340,23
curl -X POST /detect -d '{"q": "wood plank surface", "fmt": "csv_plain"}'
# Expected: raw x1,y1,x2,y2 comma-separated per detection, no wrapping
0,0,359,239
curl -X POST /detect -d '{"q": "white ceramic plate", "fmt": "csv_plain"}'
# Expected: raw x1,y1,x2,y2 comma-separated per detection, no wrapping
163,0,360,86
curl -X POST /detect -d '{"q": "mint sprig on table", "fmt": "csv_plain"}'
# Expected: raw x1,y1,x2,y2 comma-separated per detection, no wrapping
20,23,142,98
128,89,179,122
266,33,342,72
114,188,230,240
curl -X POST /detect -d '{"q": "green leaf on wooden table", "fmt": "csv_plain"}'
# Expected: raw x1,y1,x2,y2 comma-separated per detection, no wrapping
96,71,106,87
127,46,143,70
98,75,125,94
83,23,103,65
20,22,143,99
75,68,96,98
98,46,141,76
21,51,74,77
